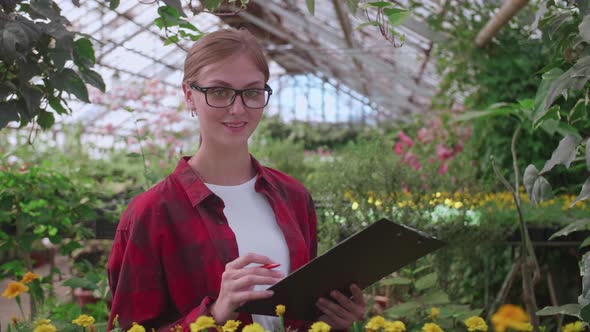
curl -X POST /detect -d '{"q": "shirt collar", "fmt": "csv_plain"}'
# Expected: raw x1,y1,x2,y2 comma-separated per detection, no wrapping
172,155,278,207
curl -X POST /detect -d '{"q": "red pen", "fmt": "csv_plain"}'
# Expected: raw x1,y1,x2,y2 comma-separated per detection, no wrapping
262,263,281,269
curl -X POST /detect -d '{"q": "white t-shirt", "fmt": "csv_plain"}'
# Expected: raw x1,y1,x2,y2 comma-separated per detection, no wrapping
205,177,290,331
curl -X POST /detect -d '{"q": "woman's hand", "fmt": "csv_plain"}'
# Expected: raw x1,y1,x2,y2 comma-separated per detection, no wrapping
316,284,366,330
210,253,284,324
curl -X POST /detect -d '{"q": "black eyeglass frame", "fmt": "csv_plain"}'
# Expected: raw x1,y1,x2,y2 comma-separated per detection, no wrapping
188,82,273,109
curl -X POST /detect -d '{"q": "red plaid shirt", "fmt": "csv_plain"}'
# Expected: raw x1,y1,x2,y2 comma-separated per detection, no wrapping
107,156,317,331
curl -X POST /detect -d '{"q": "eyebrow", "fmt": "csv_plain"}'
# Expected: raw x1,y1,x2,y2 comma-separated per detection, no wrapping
204,80,265,88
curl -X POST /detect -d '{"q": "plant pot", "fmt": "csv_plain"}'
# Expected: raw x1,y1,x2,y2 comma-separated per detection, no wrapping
73,288,100,307
31,248,55,268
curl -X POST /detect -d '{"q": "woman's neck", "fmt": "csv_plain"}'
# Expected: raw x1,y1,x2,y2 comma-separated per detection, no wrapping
189,144,255,186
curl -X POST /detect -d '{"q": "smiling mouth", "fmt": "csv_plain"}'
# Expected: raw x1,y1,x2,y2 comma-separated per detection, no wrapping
223,122,247,128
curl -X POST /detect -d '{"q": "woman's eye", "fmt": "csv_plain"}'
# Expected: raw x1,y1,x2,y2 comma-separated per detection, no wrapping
211,89,231,97
244,90,261,98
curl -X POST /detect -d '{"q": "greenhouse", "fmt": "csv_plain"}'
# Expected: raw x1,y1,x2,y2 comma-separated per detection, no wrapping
1,0,589,331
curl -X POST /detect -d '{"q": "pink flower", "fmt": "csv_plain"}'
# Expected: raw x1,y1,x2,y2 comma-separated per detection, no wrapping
104,124,114,134
398,131,414,148
438,162,449,175
417,128,432,144
436,144,455,161
394,142,405,155
403,153,421,170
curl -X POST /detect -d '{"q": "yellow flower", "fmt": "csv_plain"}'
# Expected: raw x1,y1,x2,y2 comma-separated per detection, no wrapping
21,272,40,283
352,202,359,210
72,314,96,327
384,320,406,332
2,281,29,299
128,322,147,332
190,316,217,332
276,304,286,316
464,316,488,331
170,325,183,332
430,307,440,320
33,324,57,332
35,319,52,327
453,201,463,209
243,322,266,332
422,323,444,332
435,192,441,198
368,196,374,204
222,320,241,332
562,321,585,332
309,321,331,332
365,316,386,331
491,305,532,332
375,199,383,207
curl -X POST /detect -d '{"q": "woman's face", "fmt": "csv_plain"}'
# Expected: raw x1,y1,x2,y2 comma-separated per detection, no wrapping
184,54,266,150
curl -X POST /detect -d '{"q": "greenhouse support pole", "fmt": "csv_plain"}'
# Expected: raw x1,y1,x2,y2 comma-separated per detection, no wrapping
475,0,529,47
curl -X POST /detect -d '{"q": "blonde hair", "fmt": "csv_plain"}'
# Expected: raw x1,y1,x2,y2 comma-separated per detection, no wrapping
183,28,269,84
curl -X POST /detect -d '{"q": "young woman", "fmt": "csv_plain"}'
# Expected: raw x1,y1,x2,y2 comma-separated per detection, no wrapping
107,28,366,332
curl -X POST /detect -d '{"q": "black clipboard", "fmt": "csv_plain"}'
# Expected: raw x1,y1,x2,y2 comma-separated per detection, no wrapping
236,218,446,321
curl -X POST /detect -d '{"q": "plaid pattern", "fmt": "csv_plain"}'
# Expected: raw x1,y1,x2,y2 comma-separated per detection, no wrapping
107,156,317,332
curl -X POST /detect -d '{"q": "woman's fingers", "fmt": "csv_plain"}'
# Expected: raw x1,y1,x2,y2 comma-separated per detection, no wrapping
226,253,275,270
230,275,282,292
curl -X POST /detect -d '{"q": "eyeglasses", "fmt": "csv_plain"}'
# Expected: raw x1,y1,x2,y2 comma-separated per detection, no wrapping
189,82,273,109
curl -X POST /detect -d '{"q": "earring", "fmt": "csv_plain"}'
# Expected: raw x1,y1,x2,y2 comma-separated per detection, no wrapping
191,108,196,117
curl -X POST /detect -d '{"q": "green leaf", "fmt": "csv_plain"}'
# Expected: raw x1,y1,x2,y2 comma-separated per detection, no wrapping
385,8,410,27
62,277,98,290
523,165,553,205
355,21,380,31
30,0,63,21
422,290,450,305
415,272,437,290
109,0,120,9
0,100,22,128
383,301,421,319
347,0,360,14
580,14,590,42
535,56,590,123
453,105,515,122
581,303,590,321
48,47,69,69
164,35,180,46
568,98,588,124
587,138,590,170
537,304,581,319
37,110,55,129
48,95,68,115
540,134,581,173
179,20,200,32
571,177,590,207
203,0,222,11
580,237,590,249
367,2,392,8
1,22,28,60
51,68,89,103
163,0,186,17
154,17,165,30
380,277,412,286
46,21,74,51
549,218,590,239
19,84,43,117
306,0,315,15
74,38,95,66
518,98,534,110
79,68,105,92
533,67,564,123
157,6,181,27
